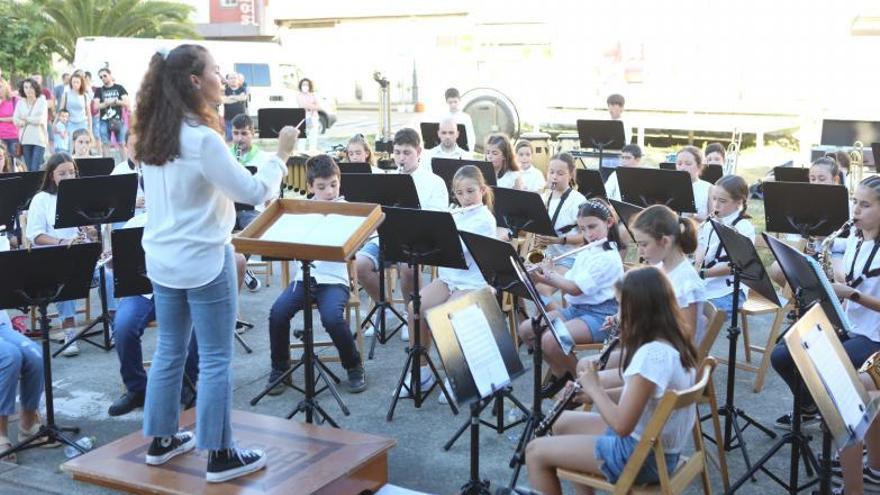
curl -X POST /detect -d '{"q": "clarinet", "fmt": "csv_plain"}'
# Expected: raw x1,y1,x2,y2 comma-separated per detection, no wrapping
534,322,620,437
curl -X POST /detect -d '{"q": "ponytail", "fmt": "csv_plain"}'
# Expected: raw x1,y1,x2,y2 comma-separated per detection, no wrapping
632,204,698,255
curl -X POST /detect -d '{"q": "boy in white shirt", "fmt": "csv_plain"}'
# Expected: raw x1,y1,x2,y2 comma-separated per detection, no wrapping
604,144,643,202
607,93,632,147
445,88,476,153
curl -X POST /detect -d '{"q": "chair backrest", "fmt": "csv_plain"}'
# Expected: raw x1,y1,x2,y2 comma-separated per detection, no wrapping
698,301,726,361
612,357,716,494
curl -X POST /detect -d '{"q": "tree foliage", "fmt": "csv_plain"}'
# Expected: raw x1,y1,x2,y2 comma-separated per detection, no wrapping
0,0,58,78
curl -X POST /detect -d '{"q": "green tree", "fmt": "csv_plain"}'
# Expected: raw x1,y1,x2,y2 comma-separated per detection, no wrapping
0,0,58,78
32,0,199,63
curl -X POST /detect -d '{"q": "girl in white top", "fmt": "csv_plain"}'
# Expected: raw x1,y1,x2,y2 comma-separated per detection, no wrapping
345,134,383,174
409,165,497,376
534,153,588,277
486,133,524,190
526,267,699,494
518,199,624,393
676,146,712,222
133,44,297,481
515,140,546,192
694,175,755,317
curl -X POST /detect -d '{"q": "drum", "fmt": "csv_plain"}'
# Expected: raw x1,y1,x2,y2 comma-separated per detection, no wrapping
555,133,580,155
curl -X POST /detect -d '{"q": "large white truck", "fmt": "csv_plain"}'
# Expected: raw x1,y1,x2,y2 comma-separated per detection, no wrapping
73,36,337,132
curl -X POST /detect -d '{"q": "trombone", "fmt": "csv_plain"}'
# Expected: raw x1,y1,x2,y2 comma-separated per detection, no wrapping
848,141,865,192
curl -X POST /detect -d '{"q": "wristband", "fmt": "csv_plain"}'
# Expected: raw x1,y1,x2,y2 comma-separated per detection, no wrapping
560,235,566,245
699,267,707,279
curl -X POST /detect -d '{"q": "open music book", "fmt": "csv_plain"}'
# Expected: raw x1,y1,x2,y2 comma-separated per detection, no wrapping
803,322,866,434
260,213,367,246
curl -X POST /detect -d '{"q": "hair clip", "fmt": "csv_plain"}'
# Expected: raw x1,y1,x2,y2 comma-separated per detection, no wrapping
156,48,170,60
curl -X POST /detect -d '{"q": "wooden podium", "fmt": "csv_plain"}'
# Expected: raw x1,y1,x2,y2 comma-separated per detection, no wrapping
62,409,396,495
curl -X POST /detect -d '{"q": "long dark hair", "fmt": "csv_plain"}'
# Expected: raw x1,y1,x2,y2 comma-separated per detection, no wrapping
40,153,78,194
133,44,221,166
486,134,520,177
617,266,699,372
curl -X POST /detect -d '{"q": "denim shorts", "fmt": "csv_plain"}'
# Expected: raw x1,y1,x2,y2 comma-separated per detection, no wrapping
555,256,575,269
558,299,618,342
595,427,679,484
708,290,745,318
357,241,380,270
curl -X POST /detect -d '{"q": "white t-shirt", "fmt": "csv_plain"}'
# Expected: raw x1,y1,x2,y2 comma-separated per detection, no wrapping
25,191,79,244
496,170,521,189
438,205,496,291
843,235,880,342
112,159,146,216
691,179,712,219
519,166,546,193
544,188,588,260
697,210,755,299
623,341,696,454
604,171,621,202
564,239,623,306
612,117,632,146
142,121,285,289
423,145,471,164
449,111,476,153
664,258,707,342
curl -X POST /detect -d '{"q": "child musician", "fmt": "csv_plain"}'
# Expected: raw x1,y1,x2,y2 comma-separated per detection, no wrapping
400,165,497,400
486,133,524,190
676,146,712,222
694,175,754,317
515,140,546,192
267,155,365,395
704,142,726,166
518,199,623,398
603,144,643,202
525,267,699,495
345,134,381,173
71,128,96,158
25,152,116,357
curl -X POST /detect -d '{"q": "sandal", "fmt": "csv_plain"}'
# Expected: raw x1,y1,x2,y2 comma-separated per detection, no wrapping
18,421,59,448
0,435,17,464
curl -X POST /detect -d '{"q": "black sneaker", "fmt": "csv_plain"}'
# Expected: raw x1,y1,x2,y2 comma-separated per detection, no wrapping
773,405,820,430
145,431,195,465
206,448,267,483
108,391,145,417
266,370,291,396
346,365,366,394
541,372,573,399
244,270,261,292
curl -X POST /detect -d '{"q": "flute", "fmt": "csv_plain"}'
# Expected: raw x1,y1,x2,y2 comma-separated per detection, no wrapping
450,203,482,215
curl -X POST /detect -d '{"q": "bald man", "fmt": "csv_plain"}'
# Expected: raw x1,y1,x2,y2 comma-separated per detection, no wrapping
421,117,471,165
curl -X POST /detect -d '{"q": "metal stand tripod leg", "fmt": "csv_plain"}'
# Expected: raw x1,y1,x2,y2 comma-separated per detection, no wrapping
365,245,405,359
508,317,546,489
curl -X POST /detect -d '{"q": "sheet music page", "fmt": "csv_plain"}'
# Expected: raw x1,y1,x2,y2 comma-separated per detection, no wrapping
449,304,510,398
261,213,365,246
803,324,865,431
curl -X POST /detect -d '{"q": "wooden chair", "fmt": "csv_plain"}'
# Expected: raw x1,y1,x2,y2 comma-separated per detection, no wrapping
557,357,717,495
697,302,731,492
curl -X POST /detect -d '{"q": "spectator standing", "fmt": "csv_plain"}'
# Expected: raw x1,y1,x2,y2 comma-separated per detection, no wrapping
59,72,92,151
222,73,248,141
93,68,129,160
13,78,48,171
0,79,19,152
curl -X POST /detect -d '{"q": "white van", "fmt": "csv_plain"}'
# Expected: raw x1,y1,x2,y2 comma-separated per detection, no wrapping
73,36,337,132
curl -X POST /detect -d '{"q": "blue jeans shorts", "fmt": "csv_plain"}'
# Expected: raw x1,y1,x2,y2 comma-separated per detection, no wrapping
558,299,618,342
358,241,381,270
595,427,679,484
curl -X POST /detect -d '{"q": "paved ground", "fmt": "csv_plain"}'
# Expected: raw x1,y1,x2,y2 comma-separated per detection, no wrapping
0,263,827,495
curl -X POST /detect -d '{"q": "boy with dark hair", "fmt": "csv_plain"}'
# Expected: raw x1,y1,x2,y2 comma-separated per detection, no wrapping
604,143,642,202
606,93,632,146
444,87,475,153
266,155,365,395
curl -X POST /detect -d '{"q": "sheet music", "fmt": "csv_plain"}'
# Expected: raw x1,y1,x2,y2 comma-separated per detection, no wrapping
551,316,575,355
260,213,366,246
803,323,865,432
449,304,510,399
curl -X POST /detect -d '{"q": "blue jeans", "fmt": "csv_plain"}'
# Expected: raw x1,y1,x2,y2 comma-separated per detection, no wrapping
55,267,117,321
709,290,745,321
0,311,43,415
21,144,45,172
98,119,127,146
144,245,236,450
772,332,880,411
269,280,359,371
114,296,198,394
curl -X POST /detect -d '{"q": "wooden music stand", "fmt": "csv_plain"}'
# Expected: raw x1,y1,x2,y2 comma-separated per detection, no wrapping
233,199,384,426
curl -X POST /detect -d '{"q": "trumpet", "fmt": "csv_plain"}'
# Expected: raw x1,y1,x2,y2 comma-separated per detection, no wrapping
526,241,593,273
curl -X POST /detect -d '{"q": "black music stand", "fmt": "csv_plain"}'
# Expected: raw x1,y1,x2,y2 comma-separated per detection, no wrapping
53,174,137,356
492,187,556,238
701,164,724,184
383,207,467,420
608,199,644,242
432,158,496,204
728,234,853,494
660,162,676,170
763,182,849,238
773,167,810,183
872,143,880,168
338,162,372,174
0,172,42,241
616,167,697,213
426,288,525,494
576,119,626,168
599,165,616,182
420,122,469,151
340,174,419,358
576,169,607,199
258,108,306,139
75,157,114,177
0,244,99,459
506,253,577,489
701,220,779,479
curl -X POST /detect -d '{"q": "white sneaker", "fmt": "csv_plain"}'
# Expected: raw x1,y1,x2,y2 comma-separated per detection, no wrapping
395,367,435,397
438,378,457,405
61,331,79,357
399,324,409,342
364,326,375,338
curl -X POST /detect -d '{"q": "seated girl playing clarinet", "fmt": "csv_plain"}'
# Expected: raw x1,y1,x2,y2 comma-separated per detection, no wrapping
525,266,699,495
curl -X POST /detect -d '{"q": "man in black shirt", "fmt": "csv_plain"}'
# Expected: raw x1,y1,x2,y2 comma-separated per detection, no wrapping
93,68,130,159
222,73,248,141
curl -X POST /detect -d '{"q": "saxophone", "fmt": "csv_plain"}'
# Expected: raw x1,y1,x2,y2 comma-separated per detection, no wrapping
818,220,853,281
859,351,880,391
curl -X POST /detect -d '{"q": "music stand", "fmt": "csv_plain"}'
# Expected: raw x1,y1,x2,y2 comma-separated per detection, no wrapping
432,158,496,204
258,108,306,139
701,164,724,184
381,207,467,420
576,169,607,199
872,143,880,168
576,119,626,168
616,167,697,213
608,199,644,242
492,188,556,238
340,174,419,358
75,157,114,177
53,174,137,356
338,162,372,174
235,199,384,426
599,165,615,182
773,167,810,183
420,122,469,151
763,182,849,237
426,288,525,494
233,165,258,214
0,172,42,239
659,162,676,171
0,244,99,459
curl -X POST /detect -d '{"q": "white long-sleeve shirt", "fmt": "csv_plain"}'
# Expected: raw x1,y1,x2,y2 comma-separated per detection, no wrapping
410,165,449,211
141,120,285,289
